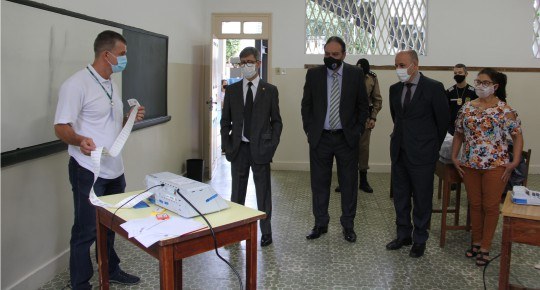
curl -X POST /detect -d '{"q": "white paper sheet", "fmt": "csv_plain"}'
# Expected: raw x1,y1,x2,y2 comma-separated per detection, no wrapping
120,216,206,247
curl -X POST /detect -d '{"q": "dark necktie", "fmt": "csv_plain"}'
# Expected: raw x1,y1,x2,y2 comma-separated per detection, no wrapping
403,83,413,108
244,82,254,140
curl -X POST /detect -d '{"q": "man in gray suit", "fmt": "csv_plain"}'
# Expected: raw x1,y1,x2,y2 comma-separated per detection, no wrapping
386,50,449,258
301,36,369,243
220,47,282,247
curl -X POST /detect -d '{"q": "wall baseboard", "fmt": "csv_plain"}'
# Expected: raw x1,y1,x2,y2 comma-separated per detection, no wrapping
271,161,392,172
5,249,69,290
271,162,540,175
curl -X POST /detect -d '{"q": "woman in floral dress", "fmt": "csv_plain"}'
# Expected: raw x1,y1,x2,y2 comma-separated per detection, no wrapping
451,68,524,266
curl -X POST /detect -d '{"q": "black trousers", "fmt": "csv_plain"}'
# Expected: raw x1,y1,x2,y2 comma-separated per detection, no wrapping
391,150,436,244
309,130,359,229
230,142,273,235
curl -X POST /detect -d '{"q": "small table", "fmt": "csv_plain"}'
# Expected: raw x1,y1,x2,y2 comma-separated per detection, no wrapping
499,193,540,290
433,160,470,247
95,191,266,290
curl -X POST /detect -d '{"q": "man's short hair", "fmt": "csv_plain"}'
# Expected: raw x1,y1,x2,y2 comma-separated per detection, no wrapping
94,30,126,58
325,36,346,53
454,63,467,73
239,47,260,61
403,50,419,64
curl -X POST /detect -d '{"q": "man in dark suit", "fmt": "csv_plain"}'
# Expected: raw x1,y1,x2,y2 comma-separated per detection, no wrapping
386,50,449,257
220,46,282,247
301,36,369,243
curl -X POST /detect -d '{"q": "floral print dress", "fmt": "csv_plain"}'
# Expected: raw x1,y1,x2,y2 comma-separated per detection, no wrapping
455,101,522,170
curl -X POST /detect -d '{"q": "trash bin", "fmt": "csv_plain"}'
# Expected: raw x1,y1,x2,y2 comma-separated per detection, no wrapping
186,159,204,182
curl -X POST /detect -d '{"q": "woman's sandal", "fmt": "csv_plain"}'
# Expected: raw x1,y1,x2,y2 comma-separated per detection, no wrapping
476,251,490,266
465,245,481,258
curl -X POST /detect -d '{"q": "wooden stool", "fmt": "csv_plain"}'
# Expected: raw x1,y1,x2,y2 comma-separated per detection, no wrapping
432,160,471,247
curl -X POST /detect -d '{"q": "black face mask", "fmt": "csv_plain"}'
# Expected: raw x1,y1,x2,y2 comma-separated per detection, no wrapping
324,57,342,70
454,75,466,83
222,85,228,90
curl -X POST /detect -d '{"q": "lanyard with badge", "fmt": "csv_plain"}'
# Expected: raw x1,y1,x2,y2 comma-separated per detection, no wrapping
86,67,115,106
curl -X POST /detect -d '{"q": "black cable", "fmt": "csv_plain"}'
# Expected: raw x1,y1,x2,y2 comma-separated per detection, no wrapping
110,183,165,229
175,189,244,290
482,253,501,290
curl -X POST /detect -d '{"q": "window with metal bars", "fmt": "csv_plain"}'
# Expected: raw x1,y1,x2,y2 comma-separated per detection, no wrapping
534,0,540,58
306,0,427,55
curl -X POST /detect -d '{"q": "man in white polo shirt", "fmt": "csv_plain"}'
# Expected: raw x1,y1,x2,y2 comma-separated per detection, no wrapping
54,30,145,290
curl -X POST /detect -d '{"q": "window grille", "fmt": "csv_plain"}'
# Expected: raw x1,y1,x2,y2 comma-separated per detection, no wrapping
306,0,427,55
534,0,540,57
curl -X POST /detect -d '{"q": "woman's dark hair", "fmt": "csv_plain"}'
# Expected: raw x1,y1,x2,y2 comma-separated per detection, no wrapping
478,68,507,102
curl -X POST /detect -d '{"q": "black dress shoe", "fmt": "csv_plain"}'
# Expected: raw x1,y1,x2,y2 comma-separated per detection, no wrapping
343,228,357,243
260,234,273,247
409,243,426,258
306,225,328,240
385,237,413,250
359,182,373,193
335,186,341,192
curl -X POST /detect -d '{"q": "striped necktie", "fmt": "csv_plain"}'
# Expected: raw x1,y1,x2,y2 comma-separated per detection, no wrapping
329,72,340,129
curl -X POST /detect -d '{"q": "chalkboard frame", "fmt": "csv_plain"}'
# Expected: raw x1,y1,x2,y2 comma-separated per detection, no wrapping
1,0,171,167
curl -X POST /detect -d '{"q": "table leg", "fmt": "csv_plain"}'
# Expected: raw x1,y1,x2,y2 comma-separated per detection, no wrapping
437,177,443,200
159,245,177,290
499,217,512,290
175,260,182,290
440,180,450,247
246,222,257,290
96,212,109,290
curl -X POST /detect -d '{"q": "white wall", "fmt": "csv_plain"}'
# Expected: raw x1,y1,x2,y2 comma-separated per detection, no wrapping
206,0,540,173
1,1,207,289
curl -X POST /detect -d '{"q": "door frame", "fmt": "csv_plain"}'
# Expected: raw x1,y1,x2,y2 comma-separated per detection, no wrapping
203,13,273,179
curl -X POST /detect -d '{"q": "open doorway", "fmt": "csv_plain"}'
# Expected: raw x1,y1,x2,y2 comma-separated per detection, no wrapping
204,14,272,179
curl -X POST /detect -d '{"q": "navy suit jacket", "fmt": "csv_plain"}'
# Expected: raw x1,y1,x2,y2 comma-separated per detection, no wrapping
220,79,282,164
389,73,449,165
301,63,369,148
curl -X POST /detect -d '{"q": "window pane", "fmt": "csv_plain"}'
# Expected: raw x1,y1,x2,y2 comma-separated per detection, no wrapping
305,0,427,55
243,22,263,34
222,21,241,34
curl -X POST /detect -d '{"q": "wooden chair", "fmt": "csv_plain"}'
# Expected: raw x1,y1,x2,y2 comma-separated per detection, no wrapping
522,149,532,186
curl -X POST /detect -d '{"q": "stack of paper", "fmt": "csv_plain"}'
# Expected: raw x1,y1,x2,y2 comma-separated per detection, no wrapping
120,216,206,247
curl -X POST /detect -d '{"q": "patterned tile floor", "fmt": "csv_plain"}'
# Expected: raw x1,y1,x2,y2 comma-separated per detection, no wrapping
41,157,540,289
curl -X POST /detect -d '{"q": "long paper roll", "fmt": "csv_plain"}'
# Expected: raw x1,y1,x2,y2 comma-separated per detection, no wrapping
88,99,152,208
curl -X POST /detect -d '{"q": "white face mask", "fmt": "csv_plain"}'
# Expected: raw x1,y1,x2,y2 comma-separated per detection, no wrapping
396,64,412,82
241,64,257,79
475,85,495,98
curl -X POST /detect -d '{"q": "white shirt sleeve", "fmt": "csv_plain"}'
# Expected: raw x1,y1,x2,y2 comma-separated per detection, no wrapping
54,78,84,126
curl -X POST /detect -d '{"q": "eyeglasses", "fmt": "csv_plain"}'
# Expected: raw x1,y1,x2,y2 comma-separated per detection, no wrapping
239,61,257,67
473,79,494,88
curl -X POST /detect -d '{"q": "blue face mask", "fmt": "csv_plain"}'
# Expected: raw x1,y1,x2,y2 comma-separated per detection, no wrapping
107,51,127,73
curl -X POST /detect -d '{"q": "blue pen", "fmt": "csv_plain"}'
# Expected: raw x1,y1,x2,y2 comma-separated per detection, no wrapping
206,194,218,202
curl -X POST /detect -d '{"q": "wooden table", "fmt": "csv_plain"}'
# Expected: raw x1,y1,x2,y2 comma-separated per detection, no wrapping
499,193,540,290
433,160,470,247
95,192,266,290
